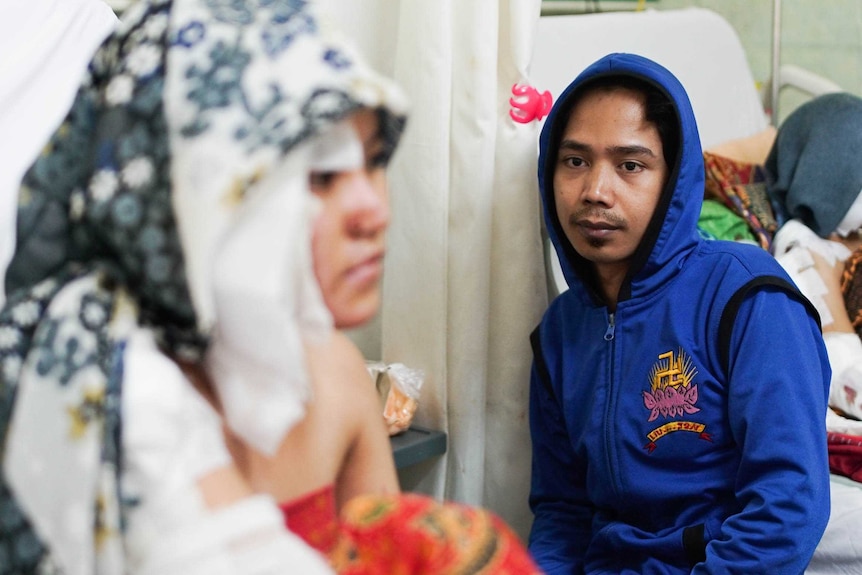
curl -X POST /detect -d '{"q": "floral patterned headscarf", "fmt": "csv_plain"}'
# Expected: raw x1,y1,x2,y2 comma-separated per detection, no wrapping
0,0,406,572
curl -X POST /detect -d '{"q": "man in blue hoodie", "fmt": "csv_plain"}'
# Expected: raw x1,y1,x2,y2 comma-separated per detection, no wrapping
528,53,831,574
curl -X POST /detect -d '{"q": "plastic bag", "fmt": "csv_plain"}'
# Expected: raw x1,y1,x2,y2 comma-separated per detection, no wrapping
366,361,424,436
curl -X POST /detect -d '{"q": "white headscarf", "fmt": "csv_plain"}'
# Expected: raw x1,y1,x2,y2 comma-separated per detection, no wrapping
0,0,407,571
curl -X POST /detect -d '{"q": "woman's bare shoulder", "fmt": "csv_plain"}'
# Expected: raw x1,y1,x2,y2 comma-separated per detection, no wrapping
306,331,369,378
305,331,380,415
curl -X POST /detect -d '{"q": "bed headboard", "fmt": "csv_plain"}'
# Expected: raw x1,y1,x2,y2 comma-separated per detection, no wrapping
529,7,768,152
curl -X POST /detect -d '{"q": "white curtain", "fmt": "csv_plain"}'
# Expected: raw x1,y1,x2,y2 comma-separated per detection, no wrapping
317,0,548,540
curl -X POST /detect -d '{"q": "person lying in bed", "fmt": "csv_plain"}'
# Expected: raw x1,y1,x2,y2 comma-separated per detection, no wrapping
762,92,862,430
702,92,862,433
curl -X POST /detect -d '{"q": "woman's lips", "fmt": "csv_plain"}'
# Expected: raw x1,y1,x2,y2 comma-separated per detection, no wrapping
345,253,384,285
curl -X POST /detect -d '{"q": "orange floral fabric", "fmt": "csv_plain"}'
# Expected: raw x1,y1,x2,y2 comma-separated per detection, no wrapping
282,489,542,574
331,493,543,575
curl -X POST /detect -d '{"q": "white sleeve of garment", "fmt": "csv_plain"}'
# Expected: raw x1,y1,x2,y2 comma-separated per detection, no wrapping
823,331,862,422
122,327,333,575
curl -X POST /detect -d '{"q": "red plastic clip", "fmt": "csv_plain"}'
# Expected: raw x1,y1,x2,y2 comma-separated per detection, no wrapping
509,84,553,123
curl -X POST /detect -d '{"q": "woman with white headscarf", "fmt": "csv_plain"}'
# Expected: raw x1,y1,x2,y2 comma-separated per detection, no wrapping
0,1,543,574
0,0,405,572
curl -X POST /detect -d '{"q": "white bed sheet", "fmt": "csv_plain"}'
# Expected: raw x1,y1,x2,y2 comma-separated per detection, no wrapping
807,475,862,574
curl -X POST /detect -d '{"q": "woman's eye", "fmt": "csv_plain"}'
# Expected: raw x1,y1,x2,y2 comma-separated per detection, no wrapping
368,148,391,169
310,172,337,191
621,161,642,172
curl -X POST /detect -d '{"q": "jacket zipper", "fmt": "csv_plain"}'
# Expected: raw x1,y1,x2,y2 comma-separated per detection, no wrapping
604,312,620,496
604,312,616,341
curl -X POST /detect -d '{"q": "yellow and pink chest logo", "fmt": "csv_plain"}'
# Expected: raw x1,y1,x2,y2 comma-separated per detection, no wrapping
642,348,712,453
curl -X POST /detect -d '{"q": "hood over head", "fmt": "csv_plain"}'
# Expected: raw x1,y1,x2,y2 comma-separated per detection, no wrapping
538,53,703,306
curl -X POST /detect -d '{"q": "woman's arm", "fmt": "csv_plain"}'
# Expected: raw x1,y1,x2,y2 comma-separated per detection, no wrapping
810,247,855,334
319,332,400,511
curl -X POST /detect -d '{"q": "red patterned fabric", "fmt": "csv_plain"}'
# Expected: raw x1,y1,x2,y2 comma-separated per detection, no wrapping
332,493,542,575
280,484,339,556
282,489,541,573
702,151,777,251
827,432,862,482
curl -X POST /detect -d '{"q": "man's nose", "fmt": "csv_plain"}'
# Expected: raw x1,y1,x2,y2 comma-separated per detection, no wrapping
582,164,615,206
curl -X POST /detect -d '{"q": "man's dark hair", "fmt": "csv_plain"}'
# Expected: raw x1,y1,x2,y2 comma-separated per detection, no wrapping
558,74,680,170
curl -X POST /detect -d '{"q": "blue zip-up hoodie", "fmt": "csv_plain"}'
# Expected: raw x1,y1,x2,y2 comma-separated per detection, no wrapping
528,53,831,575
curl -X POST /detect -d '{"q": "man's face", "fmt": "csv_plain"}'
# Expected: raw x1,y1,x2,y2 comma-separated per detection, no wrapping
553,86,668,280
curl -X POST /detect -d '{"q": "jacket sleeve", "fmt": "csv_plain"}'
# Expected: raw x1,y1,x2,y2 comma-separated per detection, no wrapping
527,327,592,575
694,286,831,574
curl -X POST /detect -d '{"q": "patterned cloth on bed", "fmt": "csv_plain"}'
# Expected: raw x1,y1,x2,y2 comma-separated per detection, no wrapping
331,493,541,575
702,150,778,251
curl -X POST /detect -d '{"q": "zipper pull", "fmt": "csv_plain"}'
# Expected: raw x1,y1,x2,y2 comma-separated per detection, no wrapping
604,313,615,341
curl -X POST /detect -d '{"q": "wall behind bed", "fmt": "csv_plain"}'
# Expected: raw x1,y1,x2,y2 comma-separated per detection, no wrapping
655,0,862,123
545,1,862,124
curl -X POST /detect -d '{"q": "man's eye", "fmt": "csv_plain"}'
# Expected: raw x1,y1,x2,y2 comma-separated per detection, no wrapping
621,161,641,172
562,157,585,168
310,172,336,191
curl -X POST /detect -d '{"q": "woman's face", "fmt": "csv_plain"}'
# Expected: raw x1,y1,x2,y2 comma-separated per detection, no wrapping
310,109,390,329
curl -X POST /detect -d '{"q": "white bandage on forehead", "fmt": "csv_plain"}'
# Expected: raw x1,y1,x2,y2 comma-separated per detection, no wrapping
308,119,364,172
836,188,862,237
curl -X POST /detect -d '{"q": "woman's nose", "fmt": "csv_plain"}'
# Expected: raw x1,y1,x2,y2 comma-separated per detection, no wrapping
345,170,390,237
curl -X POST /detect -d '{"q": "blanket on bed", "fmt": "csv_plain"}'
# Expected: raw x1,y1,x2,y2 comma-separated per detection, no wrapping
703,151,777,251
827,432,862,482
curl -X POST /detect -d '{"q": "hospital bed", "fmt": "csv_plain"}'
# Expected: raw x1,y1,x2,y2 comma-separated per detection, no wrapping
528,8,862,573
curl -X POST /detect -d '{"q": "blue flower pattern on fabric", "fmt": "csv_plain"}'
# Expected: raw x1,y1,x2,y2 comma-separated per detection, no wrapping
0,0,407,570
323,47,351,69
0,1,179,569
175,21,206,47
0,271,87,572
261,0,314,57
